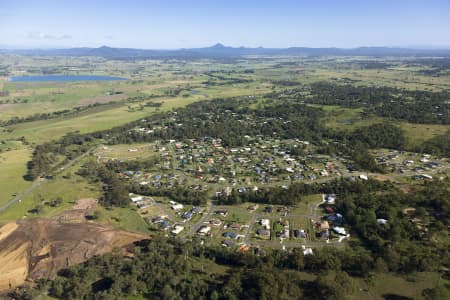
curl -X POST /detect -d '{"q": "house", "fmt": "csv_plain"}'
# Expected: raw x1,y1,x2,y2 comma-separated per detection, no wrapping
320,229,330,239
294,229,307,238
172,225,184,235
209,219,222,226
221,239,234,247
303,248,313,256
151,216,167,224
359,174,368,181
130,196,144,203
238,244,250,252
320,221,330,230
247,204,258,211
326,213,343,224
325,206,335,214
227,223,242,230
277,229,289,239
159,221,170,230
198,225,211,235
421,174,433,180
259,219,270,229
222,232,238,239
377,218,388,225
264,206,274,213
171,203,184,211
325,194,336,204
182,211,193,220
332,226,347,236
256,229,270,237
238,187,247,193
215,210,228,217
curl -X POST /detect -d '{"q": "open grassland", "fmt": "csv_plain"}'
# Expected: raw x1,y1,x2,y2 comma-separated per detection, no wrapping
95,206,150,234
0,158,100,223
96,143,157,161
317,104,450,148
351,272,449,300
0,146,31,206
0,97,190,144
400,122,449,147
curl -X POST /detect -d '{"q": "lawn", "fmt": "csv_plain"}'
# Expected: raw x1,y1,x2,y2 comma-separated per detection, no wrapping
293,194,323,215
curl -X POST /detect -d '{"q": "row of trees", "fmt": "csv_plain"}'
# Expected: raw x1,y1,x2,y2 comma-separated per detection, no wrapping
1,102,114,127
218,177,391,206
131,183,208,206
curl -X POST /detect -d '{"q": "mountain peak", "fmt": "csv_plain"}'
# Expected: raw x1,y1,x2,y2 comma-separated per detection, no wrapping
210,43,226,48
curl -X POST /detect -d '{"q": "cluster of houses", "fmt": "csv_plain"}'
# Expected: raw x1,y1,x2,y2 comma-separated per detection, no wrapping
256,219,271,238
171,201,202,221
274,219,290,239
151,215,185,235
129,194,153,209
373,150,449,179
122,135,344,196
318,194,349,240
197,211,246,247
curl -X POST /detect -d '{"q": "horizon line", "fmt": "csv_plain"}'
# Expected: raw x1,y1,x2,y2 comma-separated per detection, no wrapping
2,43,450,51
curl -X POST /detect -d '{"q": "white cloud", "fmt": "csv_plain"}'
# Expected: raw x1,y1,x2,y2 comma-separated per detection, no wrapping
27,32,72,40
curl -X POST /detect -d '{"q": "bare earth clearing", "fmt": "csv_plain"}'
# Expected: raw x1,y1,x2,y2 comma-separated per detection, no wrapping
0,199,147,292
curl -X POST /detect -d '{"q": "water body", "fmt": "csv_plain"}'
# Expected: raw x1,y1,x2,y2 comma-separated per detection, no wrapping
10,75,127,82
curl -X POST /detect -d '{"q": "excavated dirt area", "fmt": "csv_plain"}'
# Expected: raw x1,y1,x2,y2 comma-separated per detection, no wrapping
0,199,147,292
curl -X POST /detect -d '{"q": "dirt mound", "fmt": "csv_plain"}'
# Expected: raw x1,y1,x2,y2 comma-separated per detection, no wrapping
0,204,146,292
73,198,97,210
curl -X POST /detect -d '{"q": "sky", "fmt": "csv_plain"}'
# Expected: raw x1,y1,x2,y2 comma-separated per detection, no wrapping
0,0,449,49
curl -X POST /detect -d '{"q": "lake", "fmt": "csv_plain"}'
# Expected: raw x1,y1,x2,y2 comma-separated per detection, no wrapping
10,75,127,82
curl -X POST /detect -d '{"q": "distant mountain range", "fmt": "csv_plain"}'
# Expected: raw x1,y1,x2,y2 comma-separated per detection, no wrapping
2,43,450,58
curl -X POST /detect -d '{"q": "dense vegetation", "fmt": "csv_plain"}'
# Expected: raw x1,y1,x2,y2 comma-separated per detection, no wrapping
217,177,390,206
14,238,357,300
272,82,450,124
77,160,129,207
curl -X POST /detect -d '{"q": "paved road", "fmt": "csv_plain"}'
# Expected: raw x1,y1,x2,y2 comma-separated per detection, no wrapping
243,214,257,244
188,201,215,234
0,147,95,213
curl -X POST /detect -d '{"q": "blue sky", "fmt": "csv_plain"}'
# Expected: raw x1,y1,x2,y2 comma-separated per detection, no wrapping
1,0,449,49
